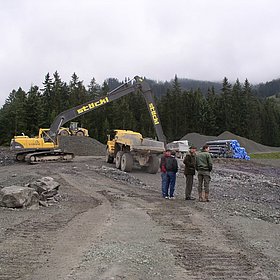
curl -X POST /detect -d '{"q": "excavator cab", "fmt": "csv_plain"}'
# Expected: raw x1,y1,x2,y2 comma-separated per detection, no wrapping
69,122,78,131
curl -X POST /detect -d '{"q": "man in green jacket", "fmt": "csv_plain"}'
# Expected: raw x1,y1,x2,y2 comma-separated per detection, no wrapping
195,145,213,202
183,146,197,200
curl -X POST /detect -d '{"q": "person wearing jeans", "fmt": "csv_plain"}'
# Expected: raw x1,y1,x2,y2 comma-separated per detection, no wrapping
165,151,178,199
160,150,171,198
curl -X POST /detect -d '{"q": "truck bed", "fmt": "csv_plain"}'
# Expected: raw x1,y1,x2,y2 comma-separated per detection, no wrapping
130,138,165,154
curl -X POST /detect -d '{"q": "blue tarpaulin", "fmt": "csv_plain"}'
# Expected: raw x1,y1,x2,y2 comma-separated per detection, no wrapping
230,140,250,160
206,139,250,160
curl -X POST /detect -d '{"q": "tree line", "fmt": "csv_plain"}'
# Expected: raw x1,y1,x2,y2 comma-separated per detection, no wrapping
0,72,280,147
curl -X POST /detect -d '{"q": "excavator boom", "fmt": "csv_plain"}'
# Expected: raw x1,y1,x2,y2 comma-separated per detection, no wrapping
49,76,166,144
11,76,166,163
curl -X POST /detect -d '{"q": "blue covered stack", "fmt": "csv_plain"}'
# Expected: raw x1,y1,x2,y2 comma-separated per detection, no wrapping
206,139,250,160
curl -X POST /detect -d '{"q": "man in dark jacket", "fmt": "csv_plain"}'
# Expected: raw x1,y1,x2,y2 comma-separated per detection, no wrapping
160,149,171,198
183,146,197,200
195,145,213,202
165,151,178,199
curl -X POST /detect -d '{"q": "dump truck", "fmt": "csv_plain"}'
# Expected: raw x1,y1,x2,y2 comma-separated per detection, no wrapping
106,129,165,173
11,76,166,166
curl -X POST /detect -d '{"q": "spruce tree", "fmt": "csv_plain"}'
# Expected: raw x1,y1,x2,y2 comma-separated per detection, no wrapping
25,85,44,136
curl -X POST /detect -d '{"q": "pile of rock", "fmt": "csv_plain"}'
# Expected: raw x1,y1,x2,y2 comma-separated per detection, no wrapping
0,147,16,166
0,177,60,209
59,136,106,156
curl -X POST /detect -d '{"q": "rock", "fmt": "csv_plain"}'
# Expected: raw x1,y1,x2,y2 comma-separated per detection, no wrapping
39,200,49,207
0,185,39,208
25,177,60,200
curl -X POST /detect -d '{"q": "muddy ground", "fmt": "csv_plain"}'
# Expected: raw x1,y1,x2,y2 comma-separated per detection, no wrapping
0,155,280,280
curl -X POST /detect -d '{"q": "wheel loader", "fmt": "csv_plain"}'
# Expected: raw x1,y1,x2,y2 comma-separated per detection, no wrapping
10,76,166,166
58,122,89,136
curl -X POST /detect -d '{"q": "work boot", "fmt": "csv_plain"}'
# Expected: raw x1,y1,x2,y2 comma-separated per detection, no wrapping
198,192,203,202
205,192,210,202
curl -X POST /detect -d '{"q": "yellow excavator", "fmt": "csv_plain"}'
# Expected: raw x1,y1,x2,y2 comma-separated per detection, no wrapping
10,76,166,166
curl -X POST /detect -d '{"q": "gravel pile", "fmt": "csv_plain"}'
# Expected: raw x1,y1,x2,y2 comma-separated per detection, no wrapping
58,136,106,156
0,147,16,166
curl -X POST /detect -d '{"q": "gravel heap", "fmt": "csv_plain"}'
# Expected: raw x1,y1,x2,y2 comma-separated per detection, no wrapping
58,136,106,156
181,131,280,153
0,147,16,166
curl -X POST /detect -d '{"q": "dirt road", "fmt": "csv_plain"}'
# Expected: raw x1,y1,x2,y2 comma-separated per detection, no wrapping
0,156,279,280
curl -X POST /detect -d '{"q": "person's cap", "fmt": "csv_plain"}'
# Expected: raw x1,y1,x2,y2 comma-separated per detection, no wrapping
190,146,197,149
165,149,171,152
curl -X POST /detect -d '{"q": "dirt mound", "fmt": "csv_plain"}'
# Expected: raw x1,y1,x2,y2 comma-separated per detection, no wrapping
217,131,280,153
181,133,217,150
58,136,106,156
181,131,280,154
0,147,16,166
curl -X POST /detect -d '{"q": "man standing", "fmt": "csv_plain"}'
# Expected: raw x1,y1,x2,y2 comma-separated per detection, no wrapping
195,145,213,202
183,146,197,200
165,151,178,199
160,149,171,198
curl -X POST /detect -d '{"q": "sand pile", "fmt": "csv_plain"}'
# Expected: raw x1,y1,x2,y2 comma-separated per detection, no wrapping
181,131,280,153
58,136,106,156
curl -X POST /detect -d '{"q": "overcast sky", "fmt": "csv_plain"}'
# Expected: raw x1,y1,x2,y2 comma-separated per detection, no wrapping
1,0,280,106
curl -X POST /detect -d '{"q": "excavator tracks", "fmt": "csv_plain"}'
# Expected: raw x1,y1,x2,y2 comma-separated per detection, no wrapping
24,150,74,163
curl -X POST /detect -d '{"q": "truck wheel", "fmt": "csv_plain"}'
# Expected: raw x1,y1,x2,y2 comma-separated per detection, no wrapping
115,151,124,169
76,131,84,136
121,153,133,172
146,155,160,174
105,148,114,163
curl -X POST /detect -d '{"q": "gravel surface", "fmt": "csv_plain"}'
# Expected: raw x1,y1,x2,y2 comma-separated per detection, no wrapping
0,155,279,279
1,134,280,279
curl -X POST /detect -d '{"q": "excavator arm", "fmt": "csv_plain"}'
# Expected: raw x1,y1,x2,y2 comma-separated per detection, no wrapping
49,76,166,144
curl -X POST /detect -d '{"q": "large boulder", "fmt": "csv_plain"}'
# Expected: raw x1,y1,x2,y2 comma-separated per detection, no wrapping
25,176,60,200
0,185,39,209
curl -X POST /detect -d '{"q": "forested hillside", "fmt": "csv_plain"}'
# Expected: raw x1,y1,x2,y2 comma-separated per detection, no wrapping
0,72,280,147
255,78,280,98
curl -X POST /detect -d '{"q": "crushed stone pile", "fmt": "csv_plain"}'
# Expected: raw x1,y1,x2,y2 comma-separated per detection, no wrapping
58,136,106,156
181,131,280,154
0,147,16,166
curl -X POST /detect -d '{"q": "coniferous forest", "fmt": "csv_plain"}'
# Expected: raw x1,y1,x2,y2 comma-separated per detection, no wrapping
0,72,280,147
